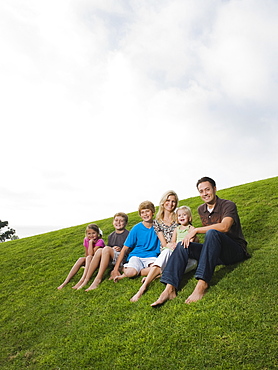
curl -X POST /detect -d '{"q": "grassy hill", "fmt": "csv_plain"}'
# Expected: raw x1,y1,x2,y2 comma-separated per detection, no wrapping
1,177,277,369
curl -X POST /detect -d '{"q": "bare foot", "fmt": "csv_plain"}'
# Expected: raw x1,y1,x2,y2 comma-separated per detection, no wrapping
130,287,146,302
85,278,102,291
151,285,177,307
72,282,81,290
57,283,66,290
185,280,209,304
113,274,126,282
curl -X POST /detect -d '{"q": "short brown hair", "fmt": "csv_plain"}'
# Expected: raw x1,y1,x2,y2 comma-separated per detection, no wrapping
138,201,155,215
196,177,216,189
113,212,128,224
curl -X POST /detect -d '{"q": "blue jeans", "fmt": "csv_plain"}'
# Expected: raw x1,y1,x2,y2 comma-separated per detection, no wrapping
161,229,246,289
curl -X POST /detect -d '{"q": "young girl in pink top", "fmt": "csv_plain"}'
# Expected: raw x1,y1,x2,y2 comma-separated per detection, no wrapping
57,224,105,290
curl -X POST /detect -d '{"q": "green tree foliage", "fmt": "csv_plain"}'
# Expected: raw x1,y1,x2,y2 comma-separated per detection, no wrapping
0,220,17,242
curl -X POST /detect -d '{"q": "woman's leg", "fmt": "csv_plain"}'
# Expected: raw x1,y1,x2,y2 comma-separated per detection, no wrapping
130,265,162,302
57,257,86,289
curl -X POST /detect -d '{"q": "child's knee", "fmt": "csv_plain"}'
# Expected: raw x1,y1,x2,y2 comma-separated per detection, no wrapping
124,267,138,278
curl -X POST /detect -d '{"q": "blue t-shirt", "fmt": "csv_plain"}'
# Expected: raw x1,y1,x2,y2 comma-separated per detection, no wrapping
124,222,160,261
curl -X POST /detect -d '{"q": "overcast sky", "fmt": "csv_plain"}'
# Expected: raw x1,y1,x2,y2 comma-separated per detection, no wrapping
1,0,277,239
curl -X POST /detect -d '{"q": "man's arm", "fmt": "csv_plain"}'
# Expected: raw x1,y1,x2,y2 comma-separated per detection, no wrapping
182,216,234,248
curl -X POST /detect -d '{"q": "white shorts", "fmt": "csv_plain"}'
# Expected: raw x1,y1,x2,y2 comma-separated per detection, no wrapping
123,256,157,274
111,250,120,266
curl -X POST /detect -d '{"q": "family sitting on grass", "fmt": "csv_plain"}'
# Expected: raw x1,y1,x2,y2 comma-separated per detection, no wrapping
58,176,250,305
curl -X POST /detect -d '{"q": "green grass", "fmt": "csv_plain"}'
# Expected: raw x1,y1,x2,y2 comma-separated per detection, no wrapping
1,177,277,369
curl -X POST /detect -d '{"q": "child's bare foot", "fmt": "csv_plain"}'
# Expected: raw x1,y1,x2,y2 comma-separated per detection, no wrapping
85,278,102,291
72,282,81,289
185,280,209,304
151,285,176,307
57,283,66,290
130,287,146,302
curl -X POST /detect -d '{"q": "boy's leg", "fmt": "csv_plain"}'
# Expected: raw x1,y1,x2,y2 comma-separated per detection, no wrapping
57,257,86,289
114,256,142,282
86,247,114,290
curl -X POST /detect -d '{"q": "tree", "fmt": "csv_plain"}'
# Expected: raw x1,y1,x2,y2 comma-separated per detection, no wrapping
0,220,17,242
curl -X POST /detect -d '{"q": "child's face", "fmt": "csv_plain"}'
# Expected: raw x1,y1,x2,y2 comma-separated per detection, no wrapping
113,216,126,231
86,229,99,241
164,195,177,213
177,211,190,226
140,208,154,222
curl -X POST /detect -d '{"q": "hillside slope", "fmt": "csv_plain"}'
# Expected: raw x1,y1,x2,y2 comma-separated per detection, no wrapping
1,177,277,369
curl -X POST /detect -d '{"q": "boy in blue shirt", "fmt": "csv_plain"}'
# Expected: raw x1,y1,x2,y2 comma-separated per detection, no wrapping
111,201,160,282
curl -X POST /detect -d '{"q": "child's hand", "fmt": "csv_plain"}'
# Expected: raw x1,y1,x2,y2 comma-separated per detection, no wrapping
182,227,197,248
113,246,121,252
109,268,120,280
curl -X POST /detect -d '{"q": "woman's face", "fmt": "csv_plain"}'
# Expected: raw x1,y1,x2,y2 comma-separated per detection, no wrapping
163,195,177,213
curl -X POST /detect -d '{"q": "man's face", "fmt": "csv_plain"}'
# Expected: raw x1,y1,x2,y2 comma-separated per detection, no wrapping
197,181,217,205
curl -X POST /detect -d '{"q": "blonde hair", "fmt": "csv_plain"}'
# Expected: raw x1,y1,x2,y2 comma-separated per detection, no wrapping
176,206,193,224
138,201,155,215
156,190,179,223
85,223,102,237
114,212,128,225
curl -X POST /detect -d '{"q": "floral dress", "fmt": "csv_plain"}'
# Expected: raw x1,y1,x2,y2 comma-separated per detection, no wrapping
153,220,178,245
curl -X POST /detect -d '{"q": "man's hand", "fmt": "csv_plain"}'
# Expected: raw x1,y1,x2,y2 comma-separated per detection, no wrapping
181,227,197,248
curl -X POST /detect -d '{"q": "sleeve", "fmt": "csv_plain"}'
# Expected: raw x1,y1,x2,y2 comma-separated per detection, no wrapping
153,220,162,235
95,238,105,248
222,200,238,222
123,226,137,249
83,237,88,248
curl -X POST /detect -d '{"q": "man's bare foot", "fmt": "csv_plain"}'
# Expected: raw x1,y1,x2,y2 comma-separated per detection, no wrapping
151,285,177,307
185,280,209,304
85,278,102,291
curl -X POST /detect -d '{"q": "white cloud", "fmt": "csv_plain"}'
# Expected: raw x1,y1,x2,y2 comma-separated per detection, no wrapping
0,0,277,238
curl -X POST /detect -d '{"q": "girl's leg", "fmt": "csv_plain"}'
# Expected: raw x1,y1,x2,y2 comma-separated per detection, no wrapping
86,247,114,291
57,257,86,289
130,265,161,302
72,254,94,289
74,249,104,289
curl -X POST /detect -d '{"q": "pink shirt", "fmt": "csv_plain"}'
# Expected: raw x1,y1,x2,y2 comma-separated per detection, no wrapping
83,237,105,250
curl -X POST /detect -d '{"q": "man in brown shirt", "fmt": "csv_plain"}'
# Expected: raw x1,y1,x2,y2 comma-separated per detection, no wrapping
152,177,249,307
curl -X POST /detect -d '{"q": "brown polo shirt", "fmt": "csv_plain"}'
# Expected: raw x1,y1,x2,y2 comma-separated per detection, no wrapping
198,196,248,253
